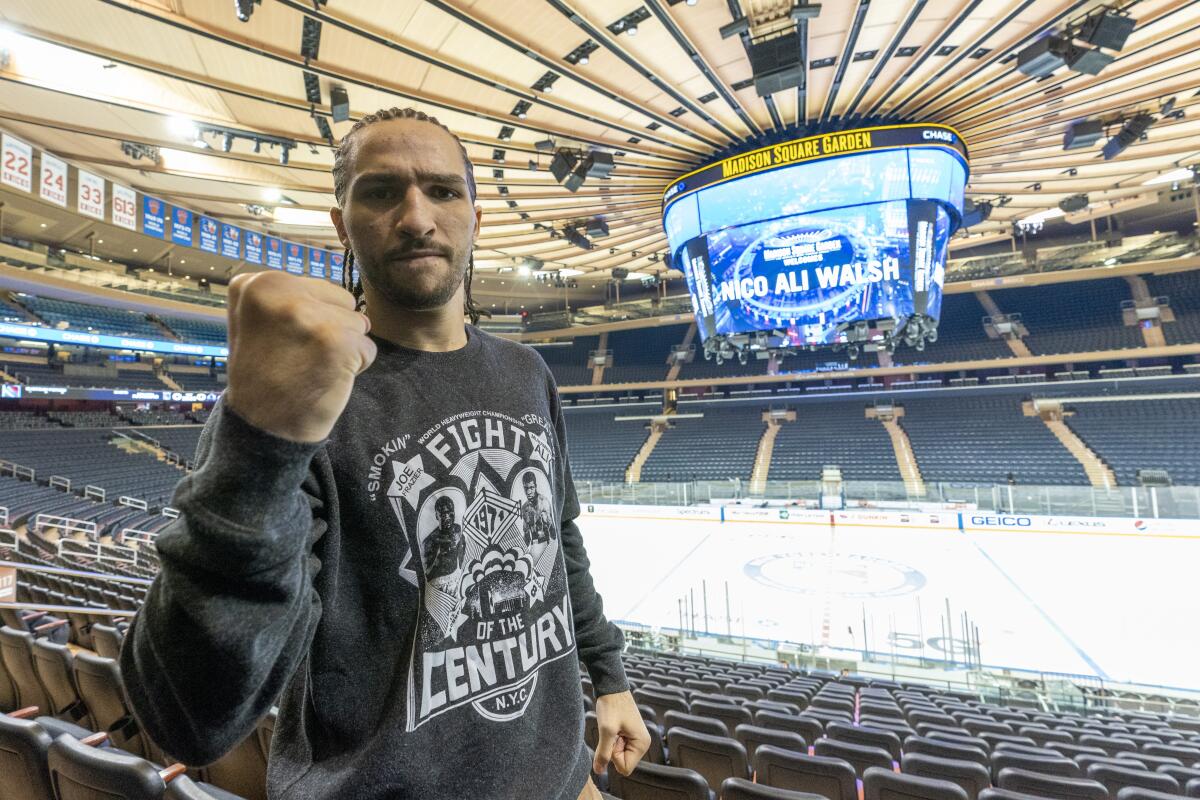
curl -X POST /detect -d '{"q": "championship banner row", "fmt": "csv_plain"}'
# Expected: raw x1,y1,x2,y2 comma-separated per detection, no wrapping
0,132,344,283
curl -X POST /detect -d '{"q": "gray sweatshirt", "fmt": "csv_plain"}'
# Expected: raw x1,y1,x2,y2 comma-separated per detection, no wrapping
120,326,627,799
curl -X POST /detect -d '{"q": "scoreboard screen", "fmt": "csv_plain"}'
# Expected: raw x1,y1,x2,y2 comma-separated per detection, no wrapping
662,124,968,346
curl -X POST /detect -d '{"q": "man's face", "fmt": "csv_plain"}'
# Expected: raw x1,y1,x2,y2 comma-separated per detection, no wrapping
524,479,537,501
332,118,481,313
437,505,455,530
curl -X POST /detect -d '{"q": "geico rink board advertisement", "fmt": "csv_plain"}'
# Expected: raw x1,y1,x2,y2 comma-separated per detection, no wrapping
580,504,1195,538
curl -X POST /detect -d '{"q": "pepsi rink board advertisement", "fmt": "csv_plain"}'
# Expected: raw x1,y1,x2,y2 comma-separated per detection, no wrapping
663,124,968,345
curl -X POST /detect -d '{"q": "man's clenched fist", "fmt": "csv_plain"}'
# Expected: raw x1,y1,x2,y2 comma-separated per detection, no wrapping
224,272,377,443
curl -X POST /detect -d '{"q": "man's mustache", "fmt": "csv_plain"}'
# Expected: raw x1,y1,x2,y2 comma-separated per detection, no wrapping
384,240,453,260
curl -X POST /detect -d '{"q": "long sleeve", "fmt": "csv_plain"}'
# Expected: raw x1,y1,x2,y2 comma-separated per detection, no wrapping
120,402,326,765
550,382,628,697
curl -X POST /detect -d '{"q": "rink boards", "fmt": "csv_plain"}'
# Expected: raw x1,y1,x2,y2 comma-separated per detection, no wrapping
579,504,1200,690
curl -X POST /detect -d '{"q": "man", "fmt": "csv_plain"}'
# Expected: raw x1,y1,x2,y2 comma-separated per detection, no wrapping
122,107,649,799
520,472,555,546
423,496,464,587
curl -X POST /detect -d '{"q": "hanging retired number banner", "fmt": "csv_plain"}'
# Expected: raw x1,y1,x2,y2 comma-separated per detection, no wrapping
265,236,283,269
143,196,166,239
77,170,106,219
171,207,194,246
39,152,68,207
112,184,137,230
308,248,327,279
244,231,263,264
198,216,219,253
220,223,241,260
285,241,305,274
1,134,33,192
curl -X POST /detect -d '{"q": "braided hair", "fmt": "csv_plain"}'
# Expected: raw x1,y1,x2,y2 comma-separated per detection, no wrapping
332,107,486,324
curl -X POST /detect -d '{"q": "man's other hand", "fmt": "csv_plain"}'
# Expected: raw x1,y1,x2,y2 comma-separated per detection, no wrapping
592,690,650,776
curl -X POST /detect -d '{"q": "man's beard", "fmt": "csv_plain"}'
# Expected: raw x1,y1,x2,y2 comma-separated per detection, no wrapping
357,238,468,311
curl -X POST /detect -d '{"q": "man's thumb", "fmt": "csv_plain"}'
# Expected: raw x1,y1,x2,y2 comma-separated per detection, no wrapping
592,728,615,775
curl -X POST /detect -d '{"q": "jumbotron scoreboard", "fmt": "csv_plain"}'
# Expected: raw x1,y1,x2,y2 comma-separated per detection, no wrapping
662,123,969,363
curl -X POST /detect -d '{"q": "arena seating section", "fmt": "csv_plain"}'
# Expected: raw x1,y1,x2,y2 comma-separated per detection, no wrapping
900,397,1088,486
0,429,185,506
17,294,164,339
1064,398,1200,486
7,361,166,391
998,279,1144,356
157,315,228,345
170,372,227,392
894,292,1012,365
1149,269,1200,346
142,426,204,464
641,407,765,482
532,336,598,387
0,473,171,566
605,324,689,384
563,413,650,483
5,545,1200,800
590,650,1200,800
769,404,901,482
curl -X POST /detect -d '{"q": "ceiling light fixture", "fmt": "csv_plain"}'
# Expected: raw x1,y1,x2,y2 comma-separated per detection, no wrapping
233,0,260,22
168,116,199,139
1142,167,1193,186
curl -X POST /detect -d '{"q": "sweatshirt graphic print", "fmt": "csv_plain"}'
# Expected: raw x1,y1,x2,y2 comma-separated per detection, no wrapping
375,408,576,729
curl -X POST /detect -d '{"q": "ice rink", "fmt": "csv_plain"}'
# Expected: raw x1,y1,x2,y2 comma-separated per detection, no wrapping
581,510,1200,690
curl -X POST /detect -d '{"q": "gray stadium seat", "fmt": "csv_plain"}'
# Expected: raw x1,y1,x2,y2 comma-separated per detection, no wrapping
754,746,857,799
814,737,895,775
864,766,971,800
734,723,806,761
996,767,1110,800
609,761,709,800
902,753,992,800
721,777,828,800
1084,764,1179,797
665,728,750,794
905,736,990,768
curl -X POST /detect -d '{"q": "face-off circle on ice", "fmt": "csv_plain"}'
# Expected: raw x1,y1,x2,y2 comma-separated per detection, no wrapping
744,552,926,598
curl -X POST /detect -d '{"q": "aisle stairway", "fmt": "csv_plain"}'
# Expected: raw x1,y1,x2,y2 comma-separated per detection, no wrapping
664,322,697,383
1031,401,1117,489
871,406,926,496
749,410,793,493
591,332,608,385
975,290,1032,357
626,415,670,483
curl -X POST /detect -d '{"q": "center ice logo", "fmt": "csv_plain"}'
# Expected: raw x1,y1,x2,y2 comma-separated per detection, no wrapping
744,552,925,598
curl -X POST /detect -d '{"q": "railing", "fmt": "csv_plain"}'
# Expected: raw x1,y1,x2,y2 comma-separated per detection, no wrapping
0,506,8,527
0,559,153,586
118,496,149,511
123,428,162,449
58,537,138,565
162,507,179,519
573,479,1200,519
49,475,71,492
0,528,16,548
32,514,97,538
84,485,107,502
120,527,158,547
0,459,36,481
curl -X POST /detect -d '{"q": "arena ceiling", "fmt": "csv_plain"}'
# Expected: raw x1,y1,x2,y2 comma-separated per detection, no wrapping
0,0,1198,305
